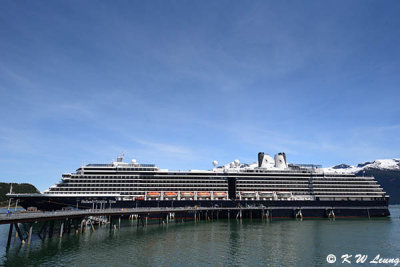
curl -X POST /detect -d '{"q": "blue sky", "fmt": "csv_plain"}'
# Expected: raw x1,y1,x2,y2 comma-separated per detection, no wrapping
1,1,400,191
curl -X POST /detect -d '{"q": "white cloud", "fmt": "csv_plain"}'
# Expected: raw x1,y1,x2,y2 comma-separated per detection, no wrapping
136,140,191,156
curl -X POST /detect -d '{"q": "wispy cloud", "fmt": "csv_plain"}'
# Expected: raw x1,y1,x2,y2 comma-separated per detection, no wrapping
136,140,192,157
0,64,36,89
0,127,40,155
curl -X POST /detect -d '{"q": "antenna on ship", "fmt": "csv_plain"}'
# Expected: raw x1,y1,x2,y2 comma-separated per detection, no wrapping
117,152,124,162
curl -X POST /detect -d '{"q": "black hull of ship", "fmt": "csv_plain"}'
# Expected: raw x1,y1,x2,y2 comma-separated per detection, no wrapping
14,195,390,218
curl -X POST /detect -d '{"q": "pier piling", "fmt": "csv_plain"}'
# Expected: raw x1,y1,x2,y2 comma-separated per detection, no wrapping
67,219,72,234
27,224,33,245
49,221,54,238
6,224,13,248
39,221,48,239
59,222,64,238
14,224,24,243
80,219,85,233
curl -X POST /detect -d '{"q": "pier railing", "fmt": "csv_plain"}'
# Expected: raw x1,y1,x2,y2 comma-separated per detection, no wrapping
0,205,388,225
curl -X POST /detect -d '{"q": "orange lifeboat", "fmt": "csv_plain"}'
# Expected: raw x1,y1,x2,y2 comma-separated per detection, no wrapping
213,192,227,197
180,192,195,198
197,192,211,198
147,192,161,198
164,192,178,198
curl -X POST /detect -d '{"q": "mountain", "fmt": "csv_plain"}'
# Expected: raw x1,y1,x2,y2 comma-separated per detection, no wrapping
0,182,39,205
323,158,400,174
356,169,400,204
323,159,400,204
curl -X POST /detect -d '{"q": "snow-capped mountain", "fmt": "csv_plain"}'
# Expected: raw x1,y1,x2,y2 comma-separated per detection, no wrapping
216,157,400,174
323,159,400,174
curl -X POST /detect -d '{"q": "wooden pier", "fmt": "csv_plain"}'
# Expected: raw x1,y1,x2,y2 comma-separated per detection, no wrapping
0,205,386,248
0,207,241,247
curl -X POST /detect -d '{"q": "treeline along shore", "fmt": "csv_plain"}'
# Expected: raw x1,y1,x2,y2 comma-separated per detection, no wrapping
0,182,39,207
358,169,400,204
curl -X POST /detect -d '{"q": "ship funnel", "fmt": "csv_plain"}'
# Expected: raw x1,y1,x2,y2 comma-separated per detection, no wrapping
274,152,288,169
258,152,272,168
258,152,264,167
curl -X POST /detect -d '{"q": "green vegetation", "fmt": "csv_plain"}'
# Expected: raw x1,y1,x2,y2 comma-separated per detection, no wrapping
0,182,39,205
357,169,400,204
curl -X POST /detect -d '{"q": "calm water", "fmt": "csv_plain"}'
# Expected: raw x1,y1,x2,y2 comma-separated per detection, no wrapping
0,207,399,267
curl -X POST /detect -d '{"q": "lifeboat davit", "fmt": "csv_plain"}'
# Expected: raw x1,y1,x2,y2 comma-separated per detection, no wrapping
164,192,178,198
180,192,195,198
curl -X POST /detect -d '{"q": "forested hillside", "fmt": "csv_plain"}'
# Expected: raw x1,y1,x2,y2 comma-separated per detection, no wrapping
0,182,39,204
356,169,400,204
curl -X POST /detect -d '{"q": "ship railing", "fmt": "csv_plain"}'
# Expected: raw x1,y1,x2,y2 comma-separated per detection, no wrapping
86,164,115,167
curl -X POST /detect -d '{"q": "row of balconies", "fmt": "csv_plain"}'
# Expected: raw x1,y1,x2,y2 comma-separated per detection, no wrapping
59,179,379,187
52,183,384,190
63,176,378,183
48,187,383,195
75,173,364,179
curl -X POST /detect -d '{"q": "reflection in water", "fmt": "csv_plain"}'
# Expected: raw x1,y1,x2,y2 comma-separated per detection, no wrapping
0,209,397,267
227,220,240,265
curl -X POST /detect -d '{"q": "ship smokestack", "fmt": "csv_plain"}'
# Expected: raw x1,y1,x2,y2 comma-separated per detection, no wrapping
258,152,272,168
274,152,288,169
258,152,264,167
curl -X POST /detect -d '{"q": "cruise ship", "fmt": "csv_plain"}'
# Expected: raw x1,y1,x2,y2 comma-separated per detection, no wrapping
8,152,390,218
